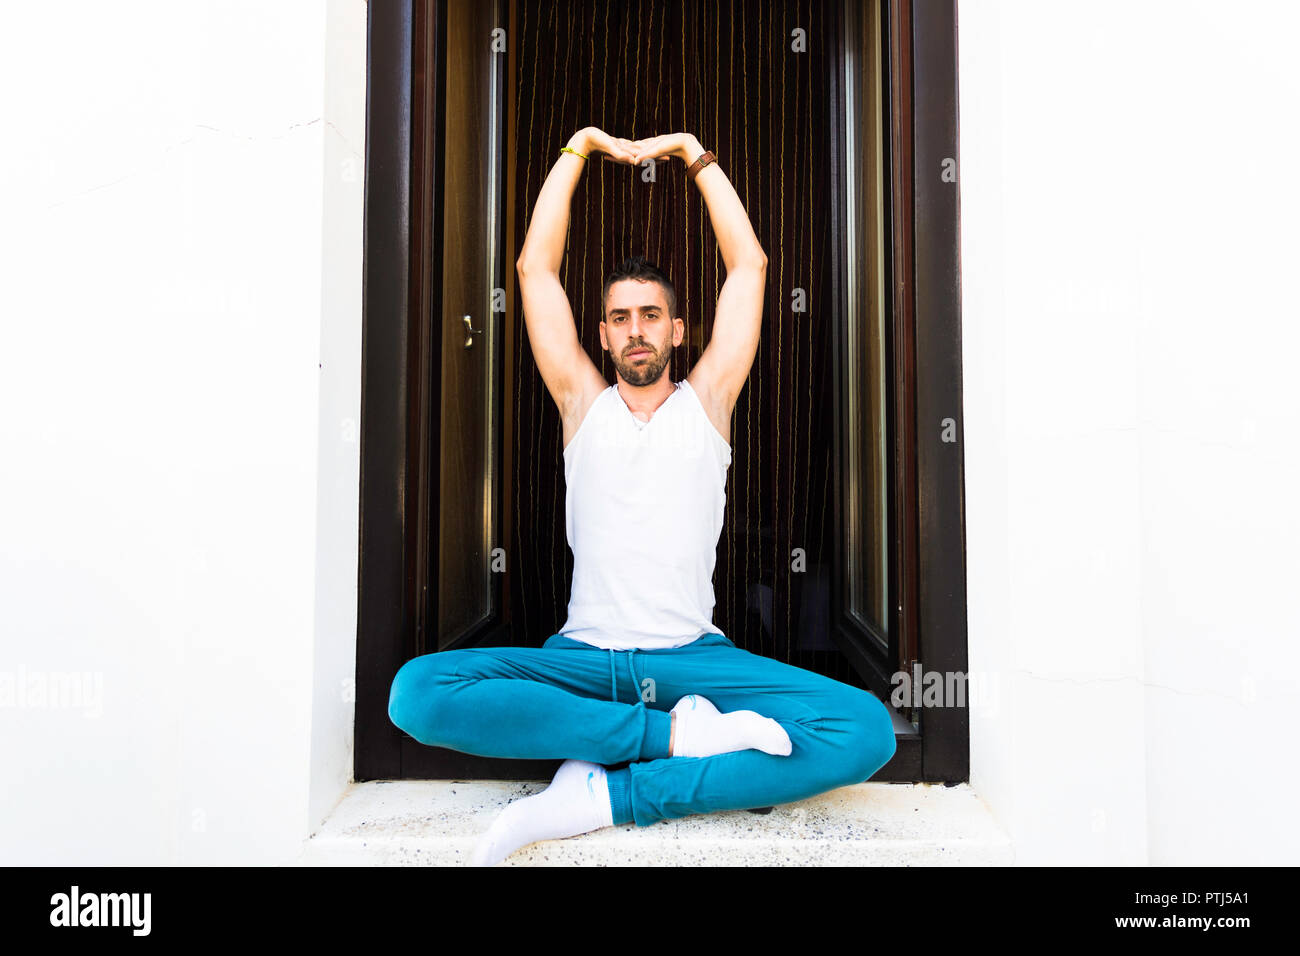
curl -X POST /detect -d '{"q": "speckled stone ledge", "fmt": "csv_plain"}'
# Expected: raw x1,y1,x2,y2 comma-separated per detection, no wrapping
292,779,1014,866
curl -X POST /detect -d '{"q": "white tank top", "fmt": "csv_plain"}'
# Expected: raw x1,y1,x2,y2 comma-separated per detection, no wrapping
558,379,732,650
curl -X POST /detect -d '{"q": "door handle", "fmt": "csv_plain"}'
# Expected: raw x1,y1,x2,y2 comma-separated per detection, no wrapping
463,314,483,349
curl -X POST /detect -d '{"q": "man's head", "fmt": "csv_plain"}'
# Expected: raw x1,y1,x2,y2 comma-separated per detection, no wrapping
599,256,683,387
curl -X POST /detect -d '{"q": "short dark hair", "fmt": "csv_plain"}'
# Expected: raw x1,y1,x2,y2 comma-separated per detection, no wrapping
601,255,677,321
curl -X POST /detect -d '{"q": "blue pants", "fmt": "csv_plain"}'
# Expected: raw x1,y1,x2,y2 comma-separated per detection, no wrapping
387,631,896,827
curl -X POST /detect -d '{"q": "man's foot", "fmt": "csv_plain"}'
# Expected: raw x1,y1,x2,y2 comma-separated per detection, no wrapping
669,694,793,758
470,759,614,866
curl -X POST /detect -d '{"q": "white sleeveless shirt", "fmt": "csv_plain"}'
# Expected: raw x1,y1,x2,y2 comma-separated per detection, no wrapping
557,379,732,650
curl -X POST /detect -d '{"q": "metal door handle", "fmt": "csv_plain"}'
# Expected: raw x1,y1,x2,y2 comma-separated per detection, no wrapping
463,314,483,349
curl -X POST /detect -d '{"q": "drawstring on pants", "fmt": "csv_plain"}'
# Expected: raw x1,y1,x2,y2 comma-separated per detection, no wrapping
607,648,642,704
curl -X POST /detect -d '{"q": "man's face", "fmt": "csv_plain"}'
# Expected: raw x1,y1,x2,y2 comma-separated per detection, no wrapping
600,279,682,387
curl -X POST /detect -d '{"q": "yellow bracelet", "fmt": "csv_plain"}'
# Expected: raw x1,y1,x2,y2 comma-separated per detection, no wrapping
560,145,588,160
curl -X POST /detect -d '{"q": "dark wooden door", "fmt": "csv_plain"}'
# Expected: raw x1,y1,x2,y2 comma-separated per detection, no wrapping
398,0,562,778
424,0,508,655
359,0,964,783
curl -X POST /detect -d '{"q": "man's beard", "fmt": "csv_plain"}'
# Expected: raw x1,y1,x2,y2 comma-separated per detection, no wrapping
614,340,671,386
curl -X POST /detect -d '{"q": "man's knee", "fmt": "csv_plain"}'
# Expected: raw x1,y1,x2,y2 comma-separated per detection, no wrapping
387,652,459,745
837,691,897,785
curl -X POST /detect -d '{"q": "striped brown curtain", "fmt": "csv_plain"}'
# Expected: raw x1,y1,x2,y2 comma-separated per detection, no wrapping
509,0,859,686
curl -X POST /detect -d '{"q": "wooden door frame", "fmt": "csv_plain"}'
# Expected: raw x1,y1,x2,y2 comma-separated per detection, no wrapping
827,0,968,783
354,0,967,783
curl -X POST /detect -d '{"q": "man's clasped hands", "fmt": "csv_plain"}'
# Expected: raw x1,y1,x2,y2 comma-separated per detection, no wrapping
568,127,706,168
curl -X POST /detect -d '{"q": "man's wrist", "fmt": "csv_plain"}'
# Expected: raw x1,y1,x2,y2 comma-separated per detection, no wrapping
568,129,592,157
678,136,705,164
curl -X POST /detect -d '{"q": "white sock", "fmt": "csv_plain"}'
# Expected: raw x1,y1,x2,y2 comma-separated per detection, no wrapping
470,759,614,866
670,694,793,758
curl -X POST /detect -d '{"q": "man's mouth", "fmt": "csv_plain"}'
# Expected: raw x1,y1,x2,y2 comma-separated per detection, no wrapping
628,349,650,358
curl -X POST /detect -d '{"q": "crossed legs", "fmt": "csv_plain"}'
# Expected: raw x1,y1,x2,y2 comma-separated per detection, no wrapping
387,632,896,860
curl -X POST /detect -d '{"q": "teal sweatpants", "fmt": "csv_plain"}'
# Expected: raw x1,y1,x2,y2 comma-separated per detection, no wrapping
387,632,896,827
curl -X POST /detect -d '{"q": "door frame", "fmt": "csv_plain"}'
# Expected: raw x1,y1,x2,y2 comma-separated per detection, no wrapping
354,0,967,783
827,0,968,782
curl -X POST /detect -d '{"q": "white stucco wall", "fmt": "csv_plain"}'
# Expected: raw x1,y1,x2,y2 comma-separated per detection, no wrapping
0,0,366,864
959,0,1300,864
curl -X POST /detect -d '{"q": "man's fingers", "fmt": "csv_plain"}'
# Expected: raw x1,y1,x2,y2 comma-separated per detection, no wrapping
602,137,632,163
596,143,634,163
627,138,660,164
592,135,670,165
629,136,677,165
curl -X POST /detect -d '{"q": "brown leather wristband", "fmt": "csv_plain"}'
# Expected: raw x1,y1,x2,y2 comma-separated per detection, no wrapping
686,149,717,180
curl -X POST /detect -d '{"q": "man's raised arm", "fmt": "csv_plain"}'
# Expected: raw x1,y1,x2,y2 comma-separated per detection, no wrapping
630,133,767,418
516,127,635,415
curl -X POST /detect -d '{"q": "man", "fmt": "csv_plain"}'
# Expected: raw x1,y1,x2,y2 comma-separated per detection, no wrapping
387,126,896,866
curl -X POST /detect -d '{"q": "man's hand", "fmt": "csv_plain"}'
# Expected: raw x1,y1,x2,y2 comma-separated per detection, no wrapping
628,133,705,166
569,127,638,164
